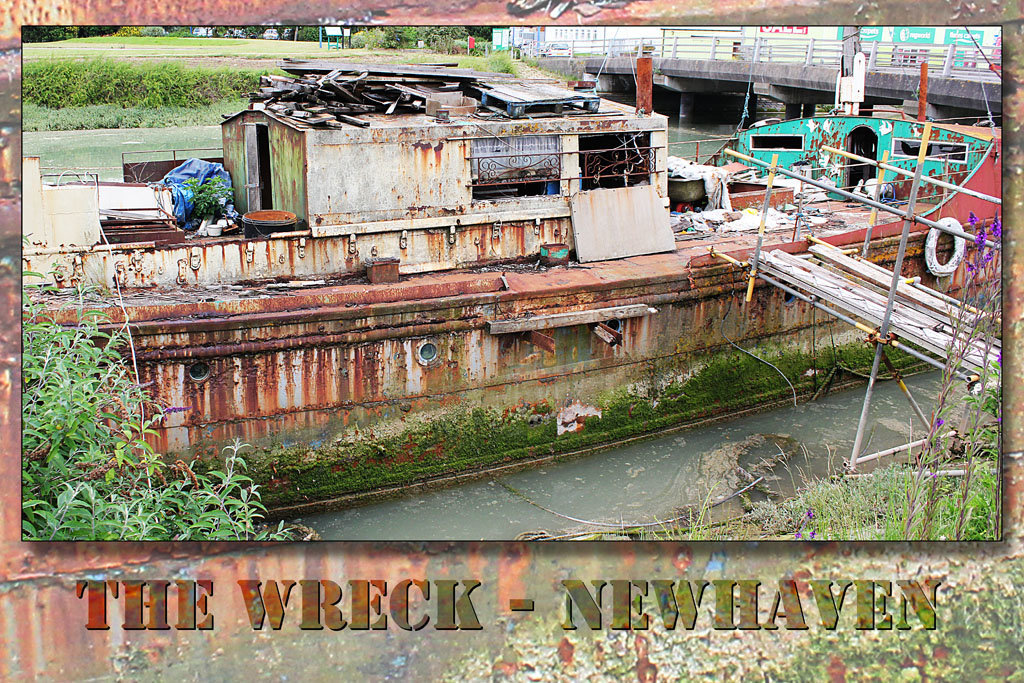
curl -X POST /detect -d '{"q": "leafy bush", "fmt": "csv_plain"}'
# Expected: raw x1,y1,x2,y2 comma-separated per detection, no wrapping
185,176,233,220
23,58,264,108
140,27,167,38
424,27,469,54
113,27,142,38
22,27,79,43
484,52,516,74
356,28,389,50
22,285,292,541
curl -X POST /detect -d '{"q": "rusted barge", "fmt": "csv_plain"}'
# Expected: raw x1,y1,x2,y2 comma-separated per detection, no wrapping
23,65,1001,514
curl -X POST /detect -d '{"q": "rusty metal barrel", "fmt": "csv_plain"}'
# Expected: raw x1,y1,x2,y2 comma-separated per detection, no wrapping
242,210,297,238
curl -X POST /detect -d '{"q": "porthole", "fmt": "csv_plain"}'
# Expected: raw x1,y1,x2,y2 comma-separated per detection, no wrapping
188,361,211,382
416,341,439,366
605,318,623,333
784,291,797,306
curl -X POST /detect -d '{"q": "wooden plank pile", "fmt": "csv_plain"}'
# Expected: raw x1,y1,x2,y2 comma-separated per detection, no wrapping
249,59,601,126
759,247,997,373
247,60,512,128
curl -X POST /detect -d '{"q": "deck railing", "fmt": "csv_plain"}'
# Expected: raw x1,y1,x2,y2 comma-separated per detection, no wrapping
534,36,1000,83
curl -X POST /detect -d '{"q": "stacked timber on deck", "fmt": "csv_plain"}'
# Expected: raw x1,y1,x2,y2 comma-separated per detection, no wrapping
247,59,601,128
758,242,998,373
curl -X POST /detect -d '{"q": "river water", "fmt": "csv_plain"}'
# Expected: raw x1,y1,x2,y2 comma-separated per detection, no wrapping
297,372,943,541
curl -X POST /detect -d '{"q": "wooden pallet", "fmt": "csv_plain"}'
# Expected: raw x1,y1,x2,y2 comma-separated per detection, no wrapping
759,249,995,372
474,81,600,118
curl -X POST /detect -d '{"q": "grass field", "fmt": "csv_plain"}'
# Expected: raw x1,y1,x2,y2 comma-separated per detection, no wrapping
23,126,224,181
23,37,522,76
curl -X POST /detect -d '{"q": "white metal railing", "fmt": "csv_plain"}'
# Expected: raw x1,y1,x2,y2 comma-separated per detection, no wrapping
535,35,1000,83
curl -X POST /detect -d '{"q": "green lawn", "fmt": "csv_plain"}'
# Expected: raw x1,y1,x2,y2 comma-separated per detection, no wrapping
24,36,526,76
24,36,345,60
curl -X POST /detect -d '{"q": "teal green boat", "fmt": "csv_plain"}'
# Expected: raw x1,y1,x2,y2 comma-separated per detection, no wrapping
733,115,998,202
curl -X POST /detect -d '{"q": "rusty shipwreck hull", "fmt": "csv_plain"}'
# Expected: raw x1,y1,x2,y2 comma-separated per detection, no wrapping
40,217,978,512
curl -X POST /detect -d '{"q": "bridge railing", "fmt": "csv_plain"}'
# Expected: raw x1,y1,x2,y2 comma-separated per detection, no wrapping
553,35,1000,82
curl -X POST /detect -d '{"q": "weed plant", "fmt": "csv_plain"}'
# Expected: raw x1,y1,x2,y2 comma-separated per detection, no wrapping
23,99,249,131
21,280,293,540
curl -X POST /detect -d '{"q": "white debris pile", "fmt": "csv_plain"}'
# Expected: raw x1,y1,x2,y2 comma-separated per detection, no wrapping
718,207,794,232
770,175,834,203
667,156,733,210
673,207,805,234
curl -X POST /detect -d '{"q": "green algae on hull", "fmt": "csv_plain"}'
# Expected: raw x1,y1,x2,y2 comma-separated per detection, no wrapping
234,340,923,511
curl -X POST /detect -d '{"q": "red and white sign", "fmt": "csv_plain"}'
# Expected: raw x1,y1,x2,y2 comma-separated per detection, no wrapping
759,26,809,35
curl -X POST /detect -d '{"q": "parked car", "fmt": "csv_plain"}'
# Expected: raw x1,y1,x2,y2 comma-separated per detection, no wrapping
543,43,572,57
191,27,214,38
263,29,279,40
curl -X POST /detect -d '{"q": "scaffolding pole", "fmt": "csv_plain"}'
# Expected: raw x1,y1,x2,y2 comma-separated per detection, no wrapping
722,148,1000,249
822,145,1002,206
704,249,972,381
861,149,890,258
849,122,934,471
746,153,779,302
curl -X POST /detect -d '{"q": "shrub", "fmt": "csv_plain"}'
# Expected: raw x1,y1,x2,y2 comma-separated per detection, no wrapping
23,58,264,109
356,28,388,50
485,52,516,75
22,284,292,541
185,176,233,220
113,26,142,37
140,26,167,38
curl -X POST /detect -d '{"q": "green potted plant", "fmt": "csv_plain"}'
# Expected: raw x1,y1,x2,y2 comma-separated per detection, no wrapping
183,176,233,235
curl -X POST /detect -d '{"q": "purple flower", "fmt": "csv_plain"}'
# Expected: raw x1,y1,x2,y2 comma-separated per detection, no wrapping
809,530,816,540
936,418,945,427
968,212,978,226
975,228,987,247
806,509,814,519
997,352,1002,367
164,406,191,414
795,532,802,539
991,218,1002,238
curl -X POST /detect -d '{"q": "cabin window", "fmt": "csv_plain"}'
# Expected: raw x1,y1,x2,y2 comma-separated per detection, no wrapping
579,132,653,190
188,362,211,382
891,138,968,164
416,340,440,366
750,134,803,150
470,135,561,200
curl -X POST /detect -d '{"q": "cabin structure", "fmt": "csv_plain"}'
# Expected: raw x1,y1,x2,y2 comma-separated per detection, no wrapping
219,88,673,273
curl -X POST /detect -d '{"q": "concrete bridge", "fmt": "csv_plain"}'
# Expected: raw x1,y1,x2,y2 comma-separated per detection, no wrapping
538,37,1001,123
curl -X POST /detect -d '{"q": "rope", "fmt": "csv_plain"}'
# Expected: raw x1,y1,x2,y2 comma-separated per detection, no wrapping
500,476,764,530
588,27,619,95
734,42,758,134
962,27,996,128
722,296,798,407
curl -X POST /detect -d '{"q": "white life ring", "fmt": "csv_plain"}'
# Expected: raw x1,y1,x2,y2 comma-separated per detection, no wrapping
924,217,967,277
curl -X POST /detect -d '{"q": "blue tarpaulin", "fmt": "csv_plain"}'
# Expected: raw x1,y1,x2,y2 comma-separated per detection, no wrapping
160,158,237,229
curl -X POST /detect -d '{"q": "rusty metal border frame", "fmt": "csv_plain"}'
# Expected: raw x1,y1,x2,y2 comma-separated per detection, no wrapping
1,7,1023,680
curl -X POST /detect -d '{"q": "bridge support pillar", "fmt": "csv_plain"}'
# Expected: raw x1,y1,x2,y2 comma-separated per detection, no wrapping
677,92,696,123
785,102,803,120
803,103,816,117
